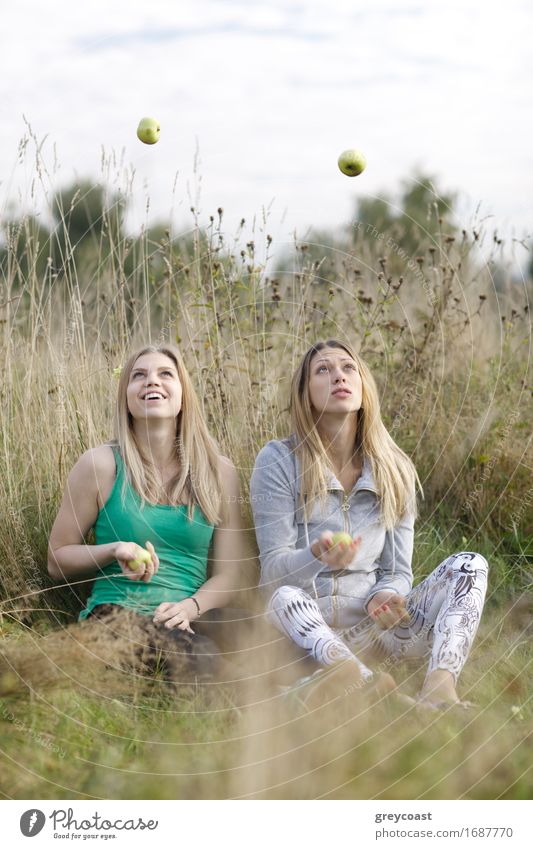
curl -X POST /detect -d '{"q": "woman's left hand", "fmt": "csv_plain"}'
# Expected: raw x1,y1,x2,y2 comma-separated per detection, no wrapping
367,592,410,629
152,599,198,633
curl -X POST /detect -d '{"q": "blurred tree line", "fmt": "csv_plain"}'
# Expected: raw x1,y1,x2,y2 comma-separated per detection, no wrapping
0,172,527,301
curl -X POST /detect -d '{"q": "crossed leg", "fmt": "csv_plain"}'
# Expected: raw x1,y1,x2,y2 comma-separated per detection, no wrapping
343,551,489,704
267,551,489,705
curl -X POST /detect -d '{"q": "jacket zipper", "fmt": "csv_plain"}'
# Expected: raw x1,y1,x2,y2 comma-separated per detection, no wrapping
342,492,351,529
332,492,351,627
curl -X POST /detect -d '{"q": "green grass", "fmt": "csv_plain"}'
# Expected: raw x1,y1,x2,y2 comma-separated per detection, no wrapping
0,604,530,800
0,518,531,800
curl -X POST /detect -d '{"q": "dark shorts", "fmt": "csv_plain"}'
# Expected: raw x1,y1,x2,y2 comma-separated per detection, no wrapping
85,603,311,694
86,603,222,683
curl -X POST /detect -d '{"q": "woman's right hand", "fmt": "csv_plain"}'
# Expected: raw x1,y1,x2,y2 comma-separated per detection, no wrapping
311,532,362,571
114,540,159,582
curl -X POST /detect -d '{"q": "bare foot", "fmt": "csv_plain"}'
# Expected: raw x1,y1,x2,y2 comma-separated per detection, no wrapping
290,663,396,712
364,671,397,702
418,669,459,707
286,661,362,712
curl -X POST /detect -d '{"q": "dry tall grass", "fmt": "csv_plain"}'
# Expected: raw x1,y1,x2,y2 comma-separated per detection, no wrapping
0,139,531,799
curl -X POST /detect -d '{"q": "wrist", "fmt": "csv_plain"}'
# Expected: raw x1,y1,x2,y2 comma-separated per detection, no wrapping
366,593,383,613
186,596,201,619
366,596,379,615
311,541,321,559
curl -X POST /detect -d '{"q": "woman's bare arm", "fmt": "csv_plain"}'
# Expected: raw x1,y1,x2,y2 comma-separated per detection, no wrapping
47,446,157,582
193,456,247,613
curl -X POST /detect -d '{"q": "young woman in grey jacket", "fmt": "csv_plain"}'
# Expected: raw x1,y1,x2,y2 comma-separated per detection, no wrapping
250,339,489,708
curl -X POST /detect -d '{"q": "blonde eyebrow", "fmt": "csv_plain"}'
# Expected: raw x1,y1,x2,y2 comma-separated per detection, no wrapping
314,357,355,365
131,366,176,373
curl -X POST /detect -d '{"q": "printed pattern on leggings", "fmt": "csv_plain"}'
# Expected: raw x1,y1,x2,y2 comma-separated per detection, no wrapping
424,552,488,679
268,587,374,679
343,551,489,683
268,552,488,685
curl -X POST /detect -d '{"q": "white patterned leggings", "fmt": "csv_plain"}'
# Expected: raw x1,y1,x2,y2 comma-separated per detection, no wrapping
267,551,489,686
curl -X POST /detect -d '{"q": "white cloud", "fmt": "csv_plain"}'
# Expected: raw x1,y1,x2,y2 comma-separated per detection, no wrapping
1,0,532,259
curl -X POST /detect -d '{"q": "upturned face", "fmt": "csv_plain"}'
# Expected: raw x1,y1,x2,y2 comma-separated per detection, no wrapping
307,346,363,417
126,352,182,421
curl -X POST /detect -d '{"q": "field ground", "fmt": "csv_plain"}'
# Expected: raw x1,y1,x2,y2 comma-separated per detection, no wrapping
0,592,531,800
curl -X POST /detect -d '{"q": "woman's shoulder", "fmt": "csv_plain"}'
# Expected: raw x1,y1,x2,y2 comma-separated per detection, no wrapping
255,436,295,461
215,454,240,496
216,453,237,480
253,437,298,478
217,453,235,469
72,443,117,482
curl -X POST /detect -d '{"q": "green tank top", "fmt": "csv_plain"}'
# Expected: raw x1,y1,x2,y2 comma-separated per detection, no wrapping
79,446,215,620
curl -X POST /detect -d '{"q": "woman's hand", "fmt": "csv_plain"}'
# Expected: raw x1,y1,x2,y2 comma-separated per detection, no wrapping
115,540,159,582
152,599,198,633
311,532,362,571
367,591,410,629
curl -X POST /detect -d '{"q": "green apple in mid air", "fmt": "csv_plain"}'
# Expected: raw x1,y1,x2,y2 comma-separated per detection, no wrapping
128,547,152,571
137,117,160,145
330,532,353,547
338,149,366,177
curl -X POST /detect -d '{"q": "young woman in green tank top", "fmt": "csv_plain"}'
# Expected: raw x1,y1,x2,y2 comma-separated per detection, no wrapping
47,343,245,665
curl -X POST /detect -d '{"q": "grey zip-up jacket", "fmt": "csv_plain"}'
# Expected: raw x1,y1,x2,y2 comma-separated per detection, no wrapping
250,437,415,629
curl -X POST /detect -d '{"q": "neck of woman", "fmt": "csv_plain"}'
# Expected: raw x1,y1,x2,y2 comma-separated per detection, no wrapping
315,412,359,474
133,420,179,472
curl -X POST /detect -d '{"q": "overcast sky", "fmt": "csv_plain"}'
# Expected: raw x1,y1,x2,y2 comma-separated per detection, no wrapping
1,0,532,264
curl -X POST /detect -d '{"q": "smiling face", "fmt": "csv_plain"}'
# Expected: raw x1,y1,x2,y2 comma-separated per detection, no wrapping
308,346,363,417
126,352,182,422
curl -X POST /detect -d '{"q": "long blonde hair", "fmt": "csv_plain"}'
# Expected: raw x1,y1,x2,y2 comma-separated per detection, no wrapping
113,343,223,524
289,339,422,529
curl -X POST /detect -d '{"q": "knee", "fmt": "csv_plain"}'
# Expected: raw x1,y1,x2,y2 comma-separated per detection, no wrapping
269,584,306,608
266,584,314,622
450,551,489,573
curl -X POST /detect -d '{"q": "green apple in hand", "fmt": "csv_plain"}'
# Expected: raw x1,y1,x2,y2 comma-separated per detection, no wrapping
137,117,160,145
338,149,366,176
128,547,152,571
330,532,353,547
